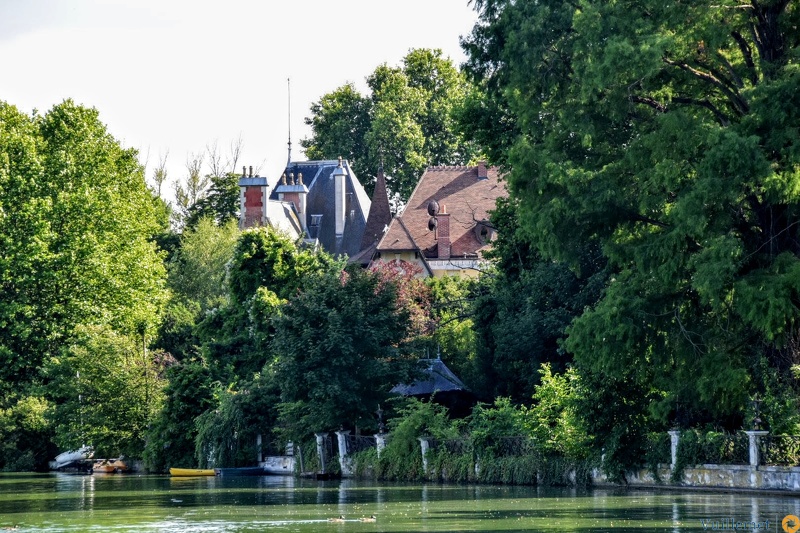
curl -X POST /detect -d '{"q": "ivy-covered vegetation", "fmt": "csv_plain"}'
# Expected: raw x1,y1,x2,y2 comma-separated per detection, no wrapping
347,396,593,486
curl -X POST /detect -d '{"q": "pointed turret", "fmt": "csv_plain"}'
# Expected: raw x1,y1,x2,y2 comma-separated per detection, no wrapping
359,164,393,253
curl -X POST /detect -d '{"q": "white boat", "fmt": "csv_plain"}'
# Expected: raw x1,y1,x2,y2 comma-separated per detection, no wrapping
54,446,94,469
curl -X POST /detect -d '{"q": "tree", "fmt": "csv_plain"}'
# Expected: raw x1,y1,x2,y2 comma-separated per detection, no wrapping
0,99,168,467
154,216,240,368
272,265,418,438
143,358,216,472
194,375,280,468
184,172,240,228
46,325,165,458
171,139,243,229
468,197,607,402
459,1,522,167
464,0,800,429
173,153,209,226
425,275,479,388
195,227,339,380
302,83,372,178
167,217,240,314
302,48,480,201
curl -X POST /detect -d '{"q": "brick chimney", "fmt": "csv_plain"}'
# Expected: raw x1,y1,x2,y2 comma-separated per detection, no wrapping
437,204,451,259
477,160,488,180
239,166,268,228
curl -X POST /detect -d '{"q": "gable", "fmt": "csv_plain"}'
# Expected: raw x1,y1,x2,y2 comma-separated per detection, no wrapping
376,164,506,261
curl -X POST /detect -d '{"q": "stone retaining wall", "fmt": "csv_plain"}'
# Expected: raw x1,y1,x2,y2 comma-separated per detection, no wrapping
593,464,800,492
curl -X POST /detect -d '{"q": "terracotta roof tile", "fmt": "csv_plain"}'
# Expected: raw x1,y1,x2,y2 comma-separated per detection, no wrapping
376,164,506,259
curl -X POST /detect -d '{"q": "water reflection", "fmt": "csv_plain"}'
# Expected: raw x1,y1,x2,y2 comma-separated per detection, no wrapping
2,474,800,532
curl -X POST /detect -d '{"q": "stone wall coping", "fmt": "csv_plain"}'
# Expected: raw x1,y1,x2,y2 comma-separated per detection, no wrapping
656,463,800,472
757,465,800,473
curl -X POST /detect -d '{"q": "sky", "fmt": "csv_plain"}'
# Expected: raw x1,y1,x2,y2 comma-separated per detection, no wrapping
0,0,479,197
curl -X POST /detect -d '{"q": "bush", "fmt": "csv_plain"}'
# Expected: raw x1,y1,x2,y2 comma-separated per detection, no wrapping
374,398,458,480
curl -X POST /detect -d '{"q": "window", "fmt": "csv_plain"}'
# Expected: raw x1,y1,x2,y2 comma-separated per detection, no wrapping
310,214,323,227
474,221,495,244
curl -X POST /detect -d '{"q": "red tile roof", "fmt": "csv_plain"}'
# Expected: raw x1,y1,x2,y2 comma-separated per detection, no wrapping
376,164,506,259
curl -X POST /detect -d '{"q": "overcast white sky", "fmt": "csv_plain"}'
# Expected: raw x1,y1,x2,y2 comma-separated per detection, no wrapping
1,0,478,196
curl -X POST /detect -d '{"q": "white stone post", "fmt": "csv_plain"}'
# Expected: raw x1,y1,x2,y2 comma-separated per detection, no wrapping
668,430,680,469
256,433,263,463
335,430,352,476
418,437,430,476
375,434,387,458
744,430,769,468
315,432,328,473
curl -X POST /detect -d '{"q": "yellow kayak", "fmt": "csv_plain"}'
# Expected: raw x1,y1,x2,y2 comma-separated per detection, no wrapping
169,468,215,476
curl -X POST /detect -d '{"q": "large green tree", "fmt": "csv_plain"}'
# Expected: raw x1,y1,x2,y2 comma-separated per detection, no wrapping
465,0,800,429
180,228,339,464
0,100,167,467
470,198,607,402
302,48,480,200
272,264,419,438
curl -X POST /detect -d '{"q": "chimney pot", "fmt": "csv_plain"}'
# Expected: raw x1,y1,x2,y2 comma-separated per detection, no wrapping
249,165,253,178
242,166,247,178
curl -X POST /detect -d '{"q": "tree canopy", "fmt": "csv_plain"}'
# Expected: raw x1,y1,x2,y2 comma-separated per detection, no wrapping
273,264,419,438
463,0,800,428
302,48,480,201
0,100,168,467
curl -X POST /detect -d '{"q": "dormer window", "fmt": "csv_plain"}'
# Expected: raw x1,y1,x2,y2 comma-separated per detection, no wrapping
310,214,323,227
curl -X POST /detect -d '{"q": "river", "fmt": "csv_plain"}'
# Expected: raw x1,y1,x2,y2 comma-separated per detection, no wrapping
1,473,800,532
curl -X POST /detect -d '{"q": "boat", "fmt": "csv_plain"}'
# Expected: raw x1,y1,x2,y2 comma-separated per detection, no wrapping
53,446,94,470
213,467,264,476
92,458,129,473
169,468,215,476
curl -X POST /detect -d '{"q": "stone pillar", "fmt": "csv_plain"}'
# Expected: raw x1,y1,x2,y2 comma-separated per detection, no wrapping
418,437,430,476
668,430,680,469
375,434,388,458
744,430,769,468
335,430,351,476
256,434,263,464
315,432,328,473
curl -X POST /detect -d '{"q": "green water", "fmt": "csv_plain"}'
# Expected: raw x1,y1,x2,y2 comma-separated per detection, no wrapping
1,473,800,532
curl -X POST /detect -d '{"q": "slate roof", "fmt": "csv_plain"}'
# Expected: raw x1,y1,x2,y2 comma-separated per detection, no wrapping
273,160,371,258
392,359,470,396
376,165,505,259
265,200,303,237
350,166,393,266
360,166,392,252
